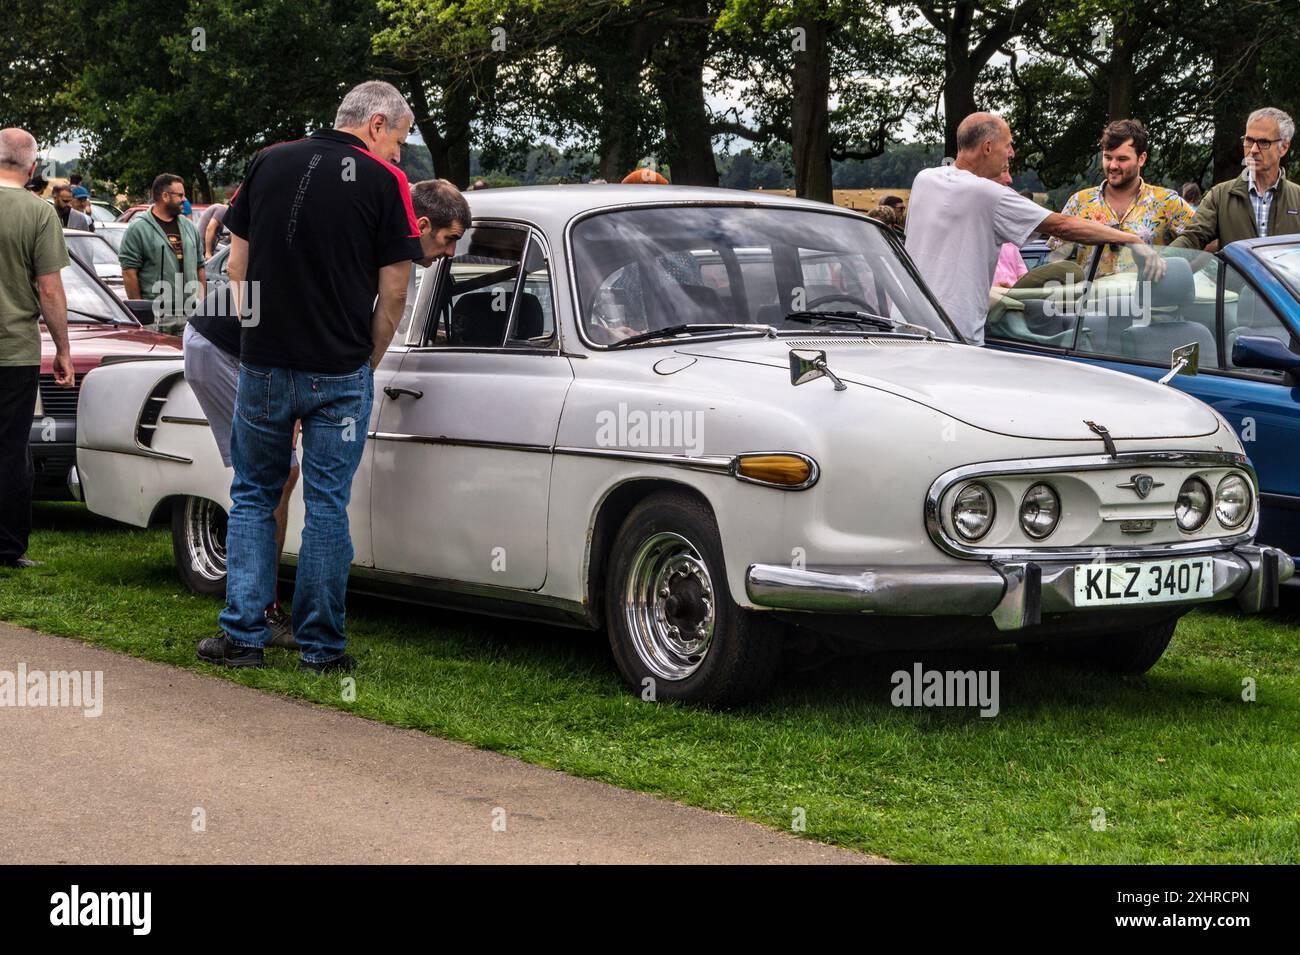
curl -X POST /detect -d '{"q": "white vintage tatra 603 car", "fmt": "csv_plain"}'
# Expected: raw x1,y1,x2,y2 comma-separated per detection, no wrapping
76,186,1292,703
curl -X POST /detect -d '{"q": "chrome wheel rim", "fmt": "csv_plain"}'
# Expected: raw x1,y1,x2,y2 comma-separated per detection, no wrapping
623,532,715,681
185,497,227,582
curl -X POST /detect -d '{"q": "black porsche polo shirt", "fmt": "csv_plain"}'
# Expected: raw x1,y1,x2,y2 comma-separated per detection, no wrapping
224,129,423,372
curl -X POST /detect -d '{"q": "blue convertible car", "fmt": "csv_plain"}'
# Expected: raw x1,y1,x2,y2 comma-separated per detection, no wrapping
986,234,1300,562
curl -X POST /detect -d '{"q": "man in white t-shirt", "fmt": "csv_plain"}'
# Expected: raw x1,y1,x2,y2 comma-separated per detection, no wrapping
906,112,1163,343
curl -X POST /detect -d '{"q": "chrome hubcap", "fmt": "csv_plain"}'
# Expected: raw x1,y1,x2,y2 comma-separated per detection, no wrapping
623,532,715,681
185,498,227,581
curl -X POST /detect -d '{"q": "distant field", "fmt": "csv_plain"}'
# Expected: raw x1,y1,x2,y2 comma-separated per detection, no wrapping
756,187,911,211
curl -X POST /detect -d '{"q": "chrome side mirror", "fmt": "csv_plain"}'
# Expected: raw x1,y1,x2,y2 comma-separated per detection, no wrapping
789,348,847,391
1158,341,1199,385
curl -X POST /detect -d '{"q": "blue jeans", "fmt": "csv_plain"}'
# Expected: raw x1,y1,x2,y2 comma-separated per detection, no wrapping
219,361,373,662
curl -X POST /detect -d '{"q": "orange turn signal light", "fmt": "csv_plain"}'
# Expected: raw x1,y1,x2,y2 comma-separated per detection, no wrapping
734,454,816,489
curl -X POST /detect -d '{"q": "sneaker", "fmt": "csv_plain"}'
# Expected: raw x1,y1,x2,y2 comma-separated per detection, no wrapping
265,607,297,649
0,556,42,568
299,653,355,674
197,634,266,669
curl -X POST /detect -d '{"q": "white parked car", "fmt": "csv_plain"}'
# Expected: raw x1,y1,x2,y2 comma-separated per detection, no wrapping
75,185,1292,703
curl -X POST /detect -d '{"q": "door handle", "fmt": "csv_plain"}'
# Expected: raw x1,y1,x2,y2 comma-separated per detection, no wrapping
383,386,424,400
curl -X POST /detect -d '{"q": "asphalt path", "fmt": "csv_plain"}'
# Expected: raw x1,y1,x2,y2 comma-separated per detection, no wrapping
0,624,882,864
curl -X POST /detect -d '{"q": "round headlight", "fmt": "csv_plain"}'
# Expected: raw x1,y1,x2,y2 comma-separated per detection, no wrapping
1019,483,1061,540
1175,477,1211,531
1215,473,1252,528
953,483,995,541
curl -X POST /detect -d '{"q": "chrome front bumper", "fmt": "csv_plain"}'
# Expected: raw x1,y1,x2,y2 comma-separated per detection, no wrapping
745,545,1294,631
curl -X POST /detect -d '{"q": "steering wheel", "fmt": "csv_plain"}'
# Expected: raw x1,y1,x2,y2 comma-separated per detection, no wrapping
803,291,876,312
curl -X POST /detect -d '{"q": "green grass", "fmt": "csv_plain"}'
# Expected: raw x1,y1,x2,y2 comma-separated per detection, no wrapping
3,502,1299,863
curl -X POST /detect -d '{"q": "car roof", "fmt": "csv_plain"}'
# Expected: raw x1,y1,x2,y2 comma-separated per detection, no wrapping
462,184,871,230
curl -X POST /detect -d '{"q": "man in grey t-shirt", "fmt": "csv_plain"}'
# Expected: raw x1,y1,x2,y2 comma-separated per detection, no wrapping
197,202,228,258
906,112,1164,344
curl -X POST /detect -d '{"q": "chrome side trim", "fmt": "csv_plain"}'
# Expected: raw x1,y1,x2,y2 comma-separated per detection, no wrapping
367,434,818,487
159,415,209,427
925,451,1258,561
554,446,733,474
367,432,552,454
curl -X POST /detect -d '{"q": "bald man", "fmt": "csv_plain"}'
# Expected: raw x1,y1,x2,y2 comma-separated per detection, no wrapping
906,112,1163,343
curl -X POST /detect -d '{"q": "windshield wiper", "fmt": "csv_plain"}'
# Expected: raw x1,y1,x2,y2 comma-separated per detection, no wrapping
607,323,776,349
783,310,934,339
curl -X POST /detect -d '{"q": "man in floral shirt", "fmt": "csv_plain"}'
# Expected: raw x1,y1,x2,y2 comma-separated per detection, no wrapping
1048,119,1195,276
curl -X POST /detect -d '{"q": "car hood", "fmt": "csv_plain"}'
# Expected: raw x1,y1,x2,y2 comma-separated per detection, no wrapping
672,335,1221,441
42,324,182,375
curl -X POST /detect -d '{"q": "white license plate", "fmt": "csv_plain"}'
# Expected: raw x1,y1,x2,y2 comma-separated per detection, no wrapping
1073,556,1215,607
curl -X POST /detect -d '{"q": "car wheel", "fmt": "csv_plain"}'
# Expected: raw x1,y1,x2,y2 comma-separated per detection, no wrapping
605,491,784,705
171,496,227,597
1030,617,1179,674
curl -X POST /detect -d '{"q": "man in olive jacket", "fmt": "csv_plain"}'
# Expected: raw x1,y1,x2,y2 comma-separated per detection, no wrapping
1171,107,1299,251
120,173,205,334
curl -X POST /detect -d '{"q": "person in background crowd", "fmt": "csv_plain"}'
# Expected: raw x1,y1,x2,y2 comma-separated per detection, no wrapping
197,80,425,673
0,128,74,568
1171,107,1299,250
197,201,229,259
71,186,94,230
879,194,905,229
68,173,83,190
1049,119,1194,276
469,179,488,190
181,197,193,218
1018,188,1036,201
994,171,1029,288
869,204,904,238
24,175,46,196
622,168,670,184
119,173,205,333
906,111,1163,344
50,184,93,232
1181,181,1203,210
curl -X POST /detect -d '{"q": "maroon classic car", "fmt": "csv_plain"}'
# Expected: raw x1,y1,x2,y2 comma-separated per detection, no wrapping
33,253,181,500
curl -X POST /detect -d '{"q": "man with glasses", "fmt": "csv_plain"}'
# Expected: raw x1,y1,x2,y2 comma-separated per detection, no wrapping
1171,108,1299,251
119,173,205,334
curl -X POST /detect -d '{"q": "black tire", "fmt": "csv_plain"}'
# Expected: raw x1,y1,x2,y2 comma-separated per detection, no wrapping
604,491,784,705
171,496,228,598
1035,618,1179,674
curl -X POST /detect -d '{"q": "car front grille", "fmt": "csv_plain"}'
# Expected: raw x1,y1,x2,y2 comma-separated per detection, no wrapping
37,375,82,417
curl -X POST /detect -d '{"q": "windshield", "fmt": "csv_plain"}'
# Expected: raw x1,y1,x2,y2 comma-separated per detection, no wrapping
42,261,131,324
67,234,121,270
571,205,955,345
1255,242,1300,300
97,227,126,254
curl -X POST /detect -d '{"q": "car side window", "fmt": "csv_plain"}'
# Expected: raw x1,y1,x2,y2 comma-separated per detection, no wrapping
395,263,426,341
1221,262,1290,379
1066,247,1220,366
985,252,1090,351
421,224,543,349
505,238,556,347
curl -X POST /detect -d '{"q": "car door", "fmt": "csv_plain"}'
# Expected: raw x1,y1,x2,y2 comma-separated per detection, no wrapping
369,222,574,589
